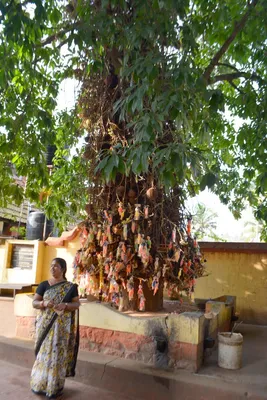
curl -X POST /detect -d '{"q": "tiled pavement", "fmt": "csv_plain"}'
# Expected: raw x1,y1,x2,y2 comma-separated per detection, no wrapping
0,360,136,400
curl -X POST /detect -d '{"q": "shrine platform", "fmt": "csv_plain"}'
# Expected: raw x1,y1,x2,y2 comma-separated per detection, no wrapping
13,294,234,372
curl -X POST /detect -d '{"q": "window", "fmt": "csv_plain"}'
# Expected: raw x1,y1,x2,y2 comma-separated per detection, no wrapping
10,244,34,269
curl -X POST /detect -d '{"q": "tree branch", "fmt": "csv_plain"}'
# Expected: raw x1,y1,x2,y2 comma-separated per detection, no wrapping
57,38,70,50
37,21,82,47
229,81,245,95
217,62,240,72
203,0,260,83
211,72,265,85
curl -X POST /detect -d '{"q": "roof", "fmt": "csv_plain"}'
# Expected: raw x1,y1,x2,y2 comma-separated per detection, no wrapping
0,202,30,224
45,226,80,246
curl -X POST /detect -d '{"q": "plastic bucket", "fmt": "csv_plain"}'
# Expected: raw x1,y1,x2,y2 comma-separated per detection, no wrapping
218,332,243,370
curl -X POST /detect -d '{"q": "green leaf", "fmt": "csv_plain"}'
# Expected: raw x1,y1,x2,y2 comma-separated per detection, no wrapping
50,8,62,25
200,172,217,190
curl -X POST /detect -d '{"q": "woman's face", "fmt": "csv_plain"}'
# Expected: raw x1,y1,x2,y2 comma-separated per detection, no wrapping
50,260,64,280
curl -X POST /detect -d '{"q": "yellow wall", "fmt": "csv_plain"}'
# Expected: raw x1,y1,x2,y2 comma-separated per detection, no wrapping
0,245,6,281
2,237,267,325
40,236,80,282
195,251,267,325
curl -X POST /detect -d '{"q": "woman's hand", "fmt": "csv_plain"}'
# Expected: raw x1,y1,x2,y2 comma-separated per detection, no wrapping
43,299,54,309
54,303,67,311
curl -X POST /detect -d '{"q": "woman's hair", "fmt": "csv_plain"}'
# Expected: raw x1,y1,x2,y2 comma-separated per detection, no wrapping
52,257,67,280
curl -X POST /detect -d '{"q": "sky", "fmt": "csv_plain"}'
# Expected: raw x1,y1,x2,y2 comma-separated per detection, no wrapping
57,78,80,112
186,189,260,242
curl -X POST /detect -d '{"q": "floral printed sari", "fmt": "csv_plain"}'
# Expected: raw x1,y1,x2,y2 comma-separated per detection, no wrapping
30,281,79,399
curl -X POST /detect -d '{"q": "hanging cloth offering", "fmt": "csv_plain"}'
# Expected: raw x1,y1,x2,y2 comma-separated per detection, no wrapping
190,284,195,303
107,224,112,243
131,220,136,233
152,276,159,295
144,205,149,219
123,223,128,240
88,228,94,242
126,263,132,275
167,242,174,258
154,257,159,272
186,218,192,236
139,295,146,311
103,240,108,257
116,242,122,260
80,228,88,247
162,264,167,277
174,246,181,262
104,262,110,274
134,204,141,221
97,226,102,242
127,278,134,301
138,281,146,311
118,202,125,220
172,228,176,243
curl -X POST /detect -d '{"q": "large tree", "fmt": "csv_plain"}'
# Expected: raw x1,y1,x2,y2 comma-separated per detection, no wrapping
1,0,266,310
0,0,266,237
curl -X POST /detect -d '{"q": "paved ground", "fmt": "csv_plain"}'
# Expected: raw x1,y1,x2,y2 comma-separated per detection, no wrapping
199,323,267,390
1,299,267,399
0,359,261,400
0,360,136,400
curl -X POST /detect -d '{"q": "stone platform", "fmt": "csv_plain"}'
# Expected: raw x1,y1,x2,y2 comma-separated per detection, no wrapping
14,294,234,372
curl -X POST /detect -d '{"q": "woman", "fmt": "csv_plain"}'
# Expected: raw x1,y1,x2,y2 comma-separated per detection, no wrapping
31,257,80,399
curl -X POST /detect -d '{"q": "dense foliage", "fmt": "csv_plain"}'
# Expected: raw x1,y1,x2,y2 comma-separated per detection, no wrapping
0,0,266,237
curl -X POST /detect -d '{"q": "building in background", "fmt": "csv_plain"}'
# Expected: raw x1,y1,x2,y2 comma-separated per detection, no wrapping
0,175,34,238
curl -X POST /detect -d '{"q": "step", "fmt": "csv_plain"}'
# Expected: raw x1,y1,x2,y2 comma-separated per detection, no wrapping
0,336,265,400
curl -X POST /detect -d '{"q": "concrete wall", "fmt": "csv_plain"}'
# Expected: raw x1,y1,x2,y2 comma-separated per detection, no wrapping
14,293,233,372
195,243,267,325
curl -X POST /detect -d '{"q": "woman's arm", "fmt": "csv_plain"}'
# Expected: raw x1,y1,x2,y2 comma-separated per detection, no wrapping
32,293,54,309
66,296,80,311
54,296,80,312
32,293,45,309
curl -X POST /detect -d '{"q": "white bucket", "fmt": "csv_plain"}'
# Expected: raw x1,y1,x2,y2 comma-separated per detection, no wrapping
218,332,243,370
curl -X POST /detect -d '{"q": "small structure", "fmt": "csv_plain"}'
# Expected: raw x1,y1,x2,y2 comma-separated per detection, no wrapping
0,202,29,238
0,174,28,238
0,239,43,297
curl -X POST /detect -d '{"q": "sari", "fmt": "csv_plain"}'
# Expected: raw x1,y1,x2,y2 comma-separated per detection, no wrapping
30,281,79,399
